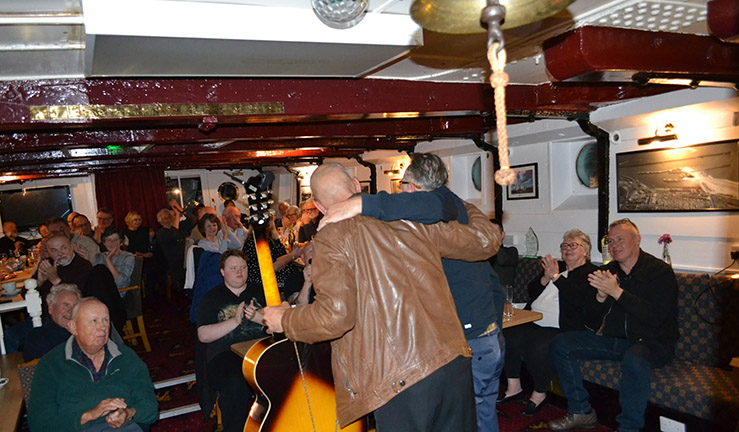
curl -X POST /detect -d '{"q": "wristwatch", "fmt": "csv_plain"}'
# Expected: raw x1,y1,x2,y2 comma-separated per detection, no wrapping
552,273,560,282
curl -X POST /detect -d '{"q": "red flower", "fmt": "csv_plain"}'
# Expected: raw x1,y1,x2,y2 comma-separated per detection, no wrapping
658,233,672,245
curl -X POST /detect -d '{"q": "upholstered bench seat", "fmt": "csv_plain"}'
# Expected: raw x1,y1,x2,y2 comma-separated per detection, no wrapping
580,359,739,423
511,257,739,428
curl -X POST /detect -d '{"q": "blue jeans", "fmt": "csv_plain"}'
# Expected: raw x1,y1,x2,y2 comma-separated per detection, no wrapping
468,328,505,432
551,331,673,432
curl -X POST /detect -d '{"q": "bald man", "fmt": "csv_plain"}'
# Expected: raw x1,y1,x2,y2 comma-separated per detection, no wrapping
262,163,501,432
29,298,158,431
221,206,248,249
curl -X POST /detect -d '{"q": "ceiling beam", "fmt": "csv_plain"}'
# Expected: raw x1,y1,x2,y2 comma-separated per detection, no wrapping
543,26,739,83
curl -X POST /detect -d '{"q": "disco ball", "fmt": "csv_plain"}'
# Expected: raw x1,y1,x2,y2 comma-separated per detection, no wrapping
311,0,369,29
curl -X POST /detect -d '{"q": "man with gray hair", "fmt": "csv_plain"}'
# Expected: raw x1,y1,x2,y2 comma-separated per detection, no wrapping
321,153,506,432
263,162,500,432
30,298,158,431
23,284,81,361
221,205,248,249
549,219,678,432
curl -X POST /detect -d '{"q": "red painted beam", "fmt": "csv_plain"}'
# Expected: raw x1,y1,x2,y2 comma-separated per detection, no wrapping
543,26,739,82
0,79,494,129
0,116,492,153
708,0,739,42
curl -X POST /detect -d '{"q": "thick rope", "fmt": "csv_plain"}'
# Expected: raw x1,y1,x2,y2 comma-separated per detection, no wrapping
488,42,516,187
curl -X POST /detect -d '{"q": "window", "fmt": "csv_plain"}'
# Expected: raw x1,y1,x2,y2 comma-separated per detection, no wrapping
166,176,204,215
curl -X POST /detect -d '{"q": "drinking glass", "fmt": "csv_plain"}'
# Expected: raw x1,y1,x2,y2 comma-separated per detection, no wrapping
504,285,515,319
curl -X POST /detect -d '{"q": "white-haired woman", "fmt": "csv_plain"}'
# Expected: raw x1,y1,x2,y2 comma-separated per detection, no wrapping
498,229,598,416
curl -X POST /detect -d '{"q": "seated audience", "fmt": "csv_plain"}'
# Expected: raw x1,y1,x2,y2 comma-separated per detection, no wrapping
94,208,115,246
155,208,186,291
38,223,50,240
72,214,95,239
37,235,94,301
35,234,125,334
29,298,158,432
298,199,321,243
43,217,100,262
196,213,229,253
188,205,217,243
487,219,519,287
221,206,248,249
243,216,304,293
279,205,300,245
66,211,79,226
123,211,153,257
274,201,290,229
95,227,135,289
548,219,678,432
196,250,266,432
498,229,597,416
23,284,81,361
0,221,30,257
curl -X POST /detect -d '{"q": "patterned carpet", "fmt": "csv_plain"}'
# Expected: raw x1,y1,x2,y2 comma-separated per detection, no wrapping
133,292,613,432
133,291,218,432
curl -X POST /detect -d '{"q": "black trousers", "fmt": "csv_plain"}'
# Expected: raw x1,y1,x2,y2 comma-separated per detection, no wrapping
207,351,254,432
502,322,561,393
374,356,477,432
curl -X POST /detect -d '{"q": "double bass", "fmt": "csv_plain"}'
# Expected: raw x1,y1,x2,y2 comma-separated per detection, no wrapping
240,173,366,432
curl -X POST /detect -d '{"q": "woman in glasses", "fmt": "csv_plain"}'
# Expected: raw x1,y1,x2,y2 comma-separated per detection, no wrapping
497,229,598,416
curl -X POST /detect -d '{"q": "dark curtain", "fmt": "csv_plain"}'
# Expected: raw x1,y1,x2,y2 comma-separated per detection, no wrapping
94,169,167,230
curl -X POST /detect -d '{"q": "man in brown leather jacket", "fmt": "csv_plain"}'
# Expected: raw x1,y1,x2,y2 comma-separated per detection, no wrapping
263,163,501,432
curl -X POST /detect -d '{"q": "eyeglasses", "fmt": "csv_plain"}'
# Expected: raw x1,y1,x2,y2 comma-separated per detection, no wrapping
560,242,583,250
303,207,319,213
606,236,629,245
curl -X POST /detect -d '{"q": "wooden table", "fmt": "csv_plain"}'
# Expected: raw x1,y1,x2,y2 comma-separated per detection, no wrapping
502,308,542,329
232,339,264,358
230,309,543,357
1,267,35,295
0,352,25,432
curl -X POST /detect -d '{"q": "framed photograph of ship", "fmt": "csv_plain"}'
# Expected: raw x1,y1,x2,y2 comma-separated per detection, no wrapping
506,163,539,200
616,140,739,212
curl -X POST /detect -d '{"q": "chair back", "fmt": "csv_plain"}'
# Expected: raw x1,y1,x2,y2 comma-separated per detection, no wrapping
17,358,40,407
130,256,144,288
119,256,145,320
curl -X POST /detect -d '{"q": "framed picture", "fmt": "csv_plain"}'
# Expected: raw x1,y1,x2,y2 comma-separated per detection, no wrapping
616,140,739,212
506,163,539,200
359,181,371,194
300,185,312,204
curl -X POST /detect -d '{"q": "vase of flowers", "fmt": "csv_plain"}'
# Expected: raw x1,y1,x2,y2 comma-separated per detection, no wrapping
658,234,673,266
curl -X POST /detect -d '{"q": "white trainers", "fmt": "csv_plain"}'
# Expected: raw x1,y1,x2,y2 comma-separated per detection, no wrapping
548,410,599,431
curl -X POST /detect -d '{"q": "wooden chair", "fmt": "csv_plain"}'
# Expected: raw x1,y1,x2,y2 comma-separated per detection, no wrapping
118,257,151,352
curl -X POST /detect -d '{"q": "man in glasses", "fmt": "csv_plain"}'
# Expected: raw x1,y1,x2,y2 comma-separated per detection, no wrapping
548,219,678,432
298,199,321,243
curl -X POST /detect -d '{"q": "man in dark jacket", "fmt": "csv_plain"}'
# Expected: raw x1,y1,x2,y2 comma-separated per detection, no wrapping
262,163,501,432
320,153,506,432
23,284,81,361
549,219,678,432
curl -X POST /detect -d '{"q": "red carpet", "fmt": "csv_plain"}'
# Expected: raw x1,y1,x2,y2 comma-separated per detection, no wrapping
132,292,217,432
133,292,613,432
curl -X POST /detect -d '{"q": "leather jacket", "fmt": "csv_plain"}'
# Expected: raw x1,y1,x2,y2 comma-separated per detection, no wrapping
282,202,500,426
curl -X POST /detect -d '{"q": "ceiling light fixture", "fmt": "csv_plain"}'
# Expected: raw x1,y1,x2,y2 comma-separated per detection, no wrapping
637,123,678,146
311,0,369,29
